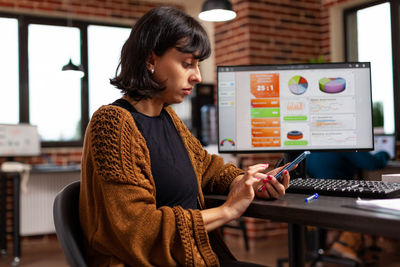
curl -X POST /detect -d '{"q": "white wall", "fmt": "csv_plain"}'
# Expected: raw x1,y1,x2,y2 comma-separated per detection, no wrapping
329,0,374,62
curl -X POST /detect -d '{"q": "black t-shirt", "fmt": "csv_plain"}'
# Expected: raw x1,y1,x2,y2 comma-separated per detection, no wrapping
112,99,199,209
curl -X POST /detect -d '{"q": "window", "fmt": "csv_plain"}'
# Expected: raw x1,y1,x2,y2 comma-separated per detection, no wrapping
0,17,19,124
345,1,400,135
0,13,130,146
29,24,82,141
88,25,130,116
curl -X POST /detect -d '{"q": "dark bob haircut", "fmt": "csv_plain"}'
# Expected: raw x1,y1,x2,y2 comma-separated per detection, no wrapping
110,6,211,101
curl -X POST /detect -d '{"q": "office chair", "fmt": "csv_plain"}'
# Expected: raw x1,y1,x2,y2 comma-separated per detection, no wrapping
53,181,87,267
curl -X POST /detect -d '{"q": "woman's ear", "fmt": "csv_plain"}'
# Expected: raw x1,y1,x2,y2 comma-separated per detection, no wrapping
146,52,156,74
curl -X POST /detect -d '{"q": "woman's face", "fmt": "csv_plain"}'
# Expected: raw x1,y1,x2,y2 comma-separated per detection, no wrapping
152,47,202,105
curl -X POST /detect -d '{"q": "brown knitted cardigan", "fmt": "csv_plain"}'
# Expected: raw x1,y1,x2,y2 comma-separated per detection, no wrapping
79,104,244,266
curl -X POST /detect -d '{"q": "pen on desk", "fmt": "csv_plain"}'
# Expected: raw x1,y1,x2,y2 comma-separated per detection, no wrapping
305,193,319,203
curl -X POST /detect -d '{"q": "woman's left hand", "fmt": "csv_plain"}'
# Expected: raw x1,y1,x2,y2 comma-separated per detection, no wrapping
254,164,291,199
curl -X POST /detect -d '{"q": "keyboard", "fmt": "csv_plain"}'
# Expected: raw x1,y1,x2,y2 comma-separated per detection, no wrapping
287,178,400,199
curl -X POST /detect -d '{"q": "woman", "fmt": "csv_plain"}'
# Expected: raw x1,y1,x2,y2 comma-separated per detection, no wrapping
79,6,290,267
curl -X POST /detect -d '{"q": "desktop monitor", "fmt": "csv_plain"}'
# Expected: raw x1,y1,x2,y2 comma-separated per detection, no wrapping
217,62,374,154
0,123,40,157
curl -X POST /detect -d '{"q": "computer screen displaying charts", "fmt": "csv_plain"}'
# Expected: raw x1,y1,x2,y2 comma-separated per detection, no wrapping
217,62,374,153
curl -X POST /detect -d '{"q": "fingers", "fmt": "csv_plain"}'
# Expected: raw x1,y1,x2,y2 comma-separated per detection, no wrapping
255,162,293,199
245,162,290,199
245,163,269,182
268,163,298,177
256,177,269,193
281,169,290,189
256,175,286,199
268,163,290,176
262,187,270,199
267,176,286,197
239,165,268,195
252,172,268,182
247,163,269,172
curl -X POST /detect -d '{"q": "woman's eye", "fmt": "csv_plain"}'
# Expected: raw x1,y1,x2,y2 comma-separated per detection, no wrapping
183,62,192,68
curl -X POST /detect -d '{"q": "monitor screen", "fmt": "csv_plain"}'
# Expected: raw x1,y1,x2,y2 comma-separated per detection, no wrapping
371,134,396,160
0,124,40,157
217,62,374,153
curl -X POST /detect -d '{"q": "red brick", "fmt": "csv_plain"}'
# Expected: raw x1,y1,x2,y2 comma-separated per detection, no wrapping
215,0,345,69
0,1,15,8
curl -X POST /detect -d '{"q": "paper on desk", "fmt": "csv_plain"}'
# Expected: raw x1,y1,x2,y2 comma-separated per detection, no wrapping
356,198,400,212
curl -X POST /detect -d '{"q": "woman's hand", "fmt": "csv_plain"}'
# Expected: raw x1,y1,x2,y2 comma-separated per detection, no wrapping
201,163,292,231
254,164,291,200
222,164,270,220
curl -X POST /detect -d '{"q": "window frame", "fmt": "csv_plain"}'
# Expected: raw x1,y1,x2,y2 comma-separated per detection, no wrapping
343,0,400,139
0,12,130,147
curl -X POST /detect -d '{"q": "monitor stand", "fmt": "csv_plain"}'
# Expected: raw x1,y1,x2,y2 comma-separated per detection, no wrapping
283,152,307,179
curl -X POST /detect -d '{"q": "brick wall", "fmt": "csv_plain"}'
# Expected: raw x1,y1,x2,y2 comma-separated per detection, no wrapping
0,0,164,21
215,0,357,66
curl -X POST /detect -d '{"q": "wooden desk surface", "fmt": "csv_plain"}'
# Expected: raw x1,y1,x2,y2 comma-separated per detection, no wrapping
363,160,400,181
205,193,400,239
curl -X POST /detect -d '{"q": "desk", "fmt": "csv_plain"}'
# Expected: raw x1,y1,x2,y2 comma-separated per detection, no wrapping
205,193,400,267
363,160,400,181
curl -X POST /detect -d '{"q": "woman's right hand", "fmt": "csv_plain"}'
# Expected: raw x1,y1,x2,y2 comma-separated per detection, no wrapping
201,163,270,231
222,164,269,220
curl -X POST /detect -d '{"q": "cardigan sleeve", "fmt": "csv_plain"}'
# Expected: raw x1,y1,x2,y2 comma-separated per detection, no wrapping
81,106,219,267
191,141,244,195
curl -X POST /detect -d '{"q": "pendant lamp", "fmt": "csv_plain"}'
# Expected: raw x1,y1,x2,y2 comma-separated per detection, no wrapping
61,0,84,78
62,59,84,78
199,0,237,22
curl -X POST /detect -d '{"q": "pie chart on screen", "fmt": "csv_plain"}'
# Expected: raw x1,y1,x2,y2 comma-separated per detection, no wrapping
288,75,308,95
319,77,346,93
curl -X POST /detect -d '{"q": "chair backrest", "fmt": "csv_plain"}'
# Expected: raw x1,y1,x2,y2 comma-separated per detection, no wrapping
53,180,87,267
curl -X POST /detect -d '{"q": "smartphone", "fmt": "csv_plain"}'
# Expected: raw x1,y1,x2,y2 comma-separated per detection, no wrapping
275,151,311,182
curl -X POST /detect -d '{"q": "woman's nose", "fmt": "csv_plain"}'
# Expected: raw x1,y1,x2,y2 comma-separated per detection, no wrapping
190,66,202,84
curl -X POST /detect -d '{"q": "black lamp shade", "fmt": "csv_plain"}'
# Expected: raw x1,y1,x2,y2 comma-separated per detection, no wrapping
62,59,82,71
61,58,84,78
202,0,233,11
199,0,236,22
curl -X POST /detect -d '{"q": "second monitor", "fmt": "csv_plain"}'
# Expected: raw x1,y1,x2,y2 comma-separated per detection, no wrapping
217,62,374,153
